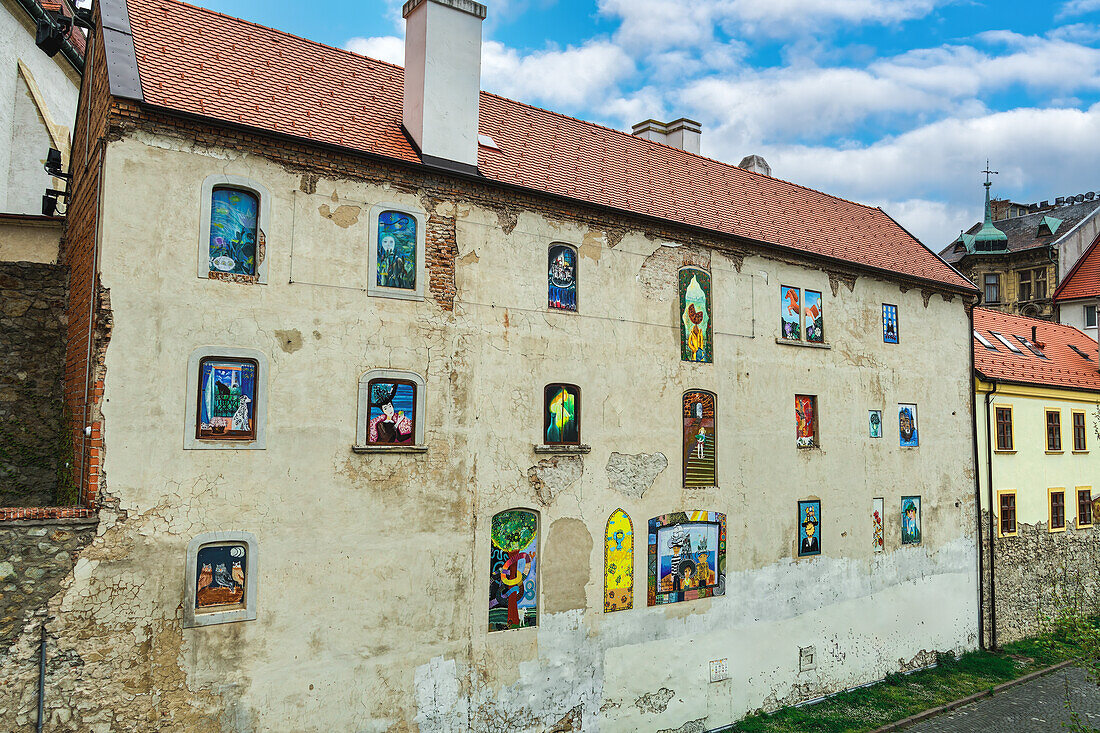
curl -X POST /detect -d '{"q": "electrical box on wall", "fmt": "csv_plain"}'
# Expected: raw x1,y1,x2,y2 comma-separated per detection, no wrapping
799,646,817,672
709,658,729,682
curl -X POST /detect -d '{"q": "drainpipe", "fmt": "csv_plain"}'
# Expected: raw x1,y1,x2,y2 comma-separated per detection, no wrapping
984,379,1000,650
36,621,46,732
969,306,985,651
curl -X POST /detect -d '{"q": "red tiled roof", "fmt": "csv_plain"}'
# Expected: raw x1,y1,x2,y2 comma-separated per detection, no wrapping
124,0,976,292
1054,232,1100,301
974,308,1100,392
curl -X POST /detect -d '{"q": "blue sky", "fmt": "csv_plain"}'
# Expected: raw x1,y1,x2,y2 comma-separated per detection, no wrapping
193,0,1100,247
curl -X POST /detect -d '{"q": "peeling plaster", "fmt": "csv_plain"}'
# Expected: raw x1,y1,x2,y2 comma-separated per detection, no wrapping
635,688,674,714
528,455,583,506
317,203,362,228
605,452,667,499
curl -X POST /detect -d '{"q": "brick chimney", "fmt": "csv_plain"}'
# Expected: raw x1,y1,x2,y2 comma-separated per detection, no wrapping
631,118,702,154
402,0,486,170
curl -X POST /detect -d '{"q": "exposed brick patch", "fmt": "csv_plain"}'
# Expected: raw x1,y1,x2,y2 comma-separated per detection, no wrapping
0,507,97,521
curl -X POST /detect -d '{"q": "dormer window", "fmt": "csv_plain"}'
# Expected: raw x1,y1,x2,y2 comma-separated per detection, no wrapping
1038,216,1062,236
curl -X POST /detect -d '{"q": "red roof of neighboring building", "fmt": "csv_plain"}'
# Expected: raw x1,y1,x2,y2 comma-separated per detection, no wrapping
974,308,1100,392
1054,233,1100,301
122,0,975,292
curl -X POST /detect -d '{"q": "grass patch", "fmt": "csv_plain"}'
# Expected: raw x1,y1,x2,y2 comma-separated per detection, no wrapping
722,629,1088,733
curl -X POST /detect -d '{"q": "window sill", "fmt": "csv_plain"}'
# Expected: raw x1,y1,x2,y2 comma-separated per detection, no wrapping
998,532,1018,538
1072,450,1090,454
534,444,591,454
352,444,428,454
1049,526,1067,533
797,444,818,450
1078,523,1094,530
775,338,831,350
993,449,1017,454
1045,450,1065,455
684,485,718,490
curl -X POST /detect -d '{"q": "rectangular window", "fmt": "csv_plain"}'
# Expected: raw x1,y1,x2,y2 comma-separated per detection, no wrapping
1086,305,1097,328
991,332,1023,354
781,286,801,340
1035,268,1047,300
1073,411,1088,451
196,357,258,441
796,395,817,448
804,290,824,343
1018,268,1047,301
1050,489,1066,531
983,273,1000,303
882,304,899,344
995,407,1013,451
1079,488,1093,528
999,491,1017,537
1046,410,1062,451
1018,270,1031,302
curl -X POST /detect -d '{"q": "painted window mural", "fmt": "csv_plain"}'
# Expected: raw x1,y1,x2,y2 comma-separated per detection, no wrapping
804,290,824,343
197,357,257,440
544,384,580,444
883,304,899,344
796,395,817,448
604,509,634,613
798,500,821,557
366,379,416,445
679,267,713,363
648,511,726,606
683,391,717,487
902,496,922,544
899,403,919,447
376,210,417,290
781,285,801,340
489,509,538,631
873,498,885,552
869,410,882,438
195,543,247,611
209,187,258,277
548,244,577,311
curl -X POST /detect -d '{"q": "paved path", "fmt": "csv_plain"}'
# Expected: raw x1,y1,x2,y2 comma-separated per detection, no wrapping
905,666,1100,732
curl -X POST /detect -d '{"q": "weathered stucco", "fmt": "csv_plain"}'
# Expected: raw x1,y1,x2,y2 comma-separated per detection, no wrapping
0,131,980,731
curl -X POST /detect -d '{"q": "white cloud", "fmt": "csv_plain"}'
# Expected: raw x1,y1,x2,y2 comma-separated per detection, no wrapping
481,39,635,109
344,35,404,65
1057,0,1100,20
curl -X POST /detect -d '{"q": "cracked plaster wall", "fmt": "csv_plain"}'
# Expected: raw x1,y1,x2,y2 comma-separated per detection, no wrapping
0,134,978,732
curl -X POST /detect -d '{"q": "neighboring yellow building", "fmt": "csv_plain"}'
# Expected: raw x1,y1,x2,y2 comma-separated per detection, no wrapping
974,307,1100,646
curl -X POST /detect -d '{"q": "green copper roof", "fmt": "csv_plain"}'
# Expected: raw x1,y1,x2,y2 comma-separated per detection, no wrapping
1039,215,1062,236
973,178,1008,251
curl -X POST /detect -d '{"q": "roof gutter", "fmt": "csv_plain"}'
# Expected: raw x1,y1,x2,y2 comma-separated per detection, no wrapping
129,100,980,298
14,0,84,72
973,370,1100,397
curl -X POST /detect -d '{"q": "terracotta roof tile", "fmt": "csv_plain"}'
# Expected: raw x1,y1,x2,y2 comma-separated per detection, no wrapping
974,307,1100,392
1053,233,1100,301
125,0,975,291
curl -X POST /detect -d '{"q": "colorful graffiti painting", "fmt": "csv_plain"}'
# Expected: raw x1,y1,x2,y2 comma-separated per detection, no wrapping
873,497,884,552
883,304,899,344
377,210,417,290
781,285,801,340
796,395,817,448
548,244,577,311
367,380,416,444
209,187,258,277
604,509,634,612
544,384,580,444
804,290,824,343
902,496,922,545
683,391,716,487
798,500,821,557
648,511,726,606
196,544,246,609
899,403,919,447
679,268,713,363
489,509,538,631
197,357,257,440
869,409,882,438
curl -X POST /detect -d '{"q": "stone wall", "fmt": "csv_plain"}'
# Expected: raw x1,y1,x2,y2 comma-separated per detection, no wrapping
0,515,97,650
0,261,68,506
981,513,1100,647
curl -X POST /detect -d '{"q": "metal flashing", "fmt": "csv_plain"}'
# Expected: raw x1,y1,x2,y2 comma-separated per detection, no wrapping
100,0,143,101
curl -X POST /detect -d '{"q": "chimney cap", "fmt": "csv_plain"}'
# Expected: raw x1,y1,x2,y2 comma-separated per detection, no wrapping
403,0,486,19
631,119,668,135
738,154,772,177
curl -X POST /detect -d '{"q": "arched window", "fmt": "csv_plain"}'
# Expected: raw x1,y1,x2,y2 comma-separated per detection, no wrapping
199,174,270,283
356,370,427,449
683,390,716,487
678,267,712,362
544,383,580,445
548,243,577,311
489,508,538,631
368,203,427,300
604,509,633,612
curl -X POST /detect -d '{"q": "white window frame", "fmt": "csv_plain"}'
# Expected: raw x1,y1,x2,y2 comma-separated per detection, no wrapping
184,346,269,450
184,531,258,628
198,174,271,283
1086,305,1097,329
367,202,428,301
355,369,427,450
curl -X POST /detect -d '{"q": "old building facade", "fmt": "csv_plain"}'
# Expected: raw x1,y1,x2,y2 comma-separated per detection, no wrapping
0,0,985,730
973,308,1100,647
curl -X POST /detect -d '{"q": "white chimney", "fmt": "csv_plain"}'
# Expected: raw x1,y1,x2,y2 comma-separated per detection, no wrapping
631,118,702,153
738,154,772,177
402,0,486,170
